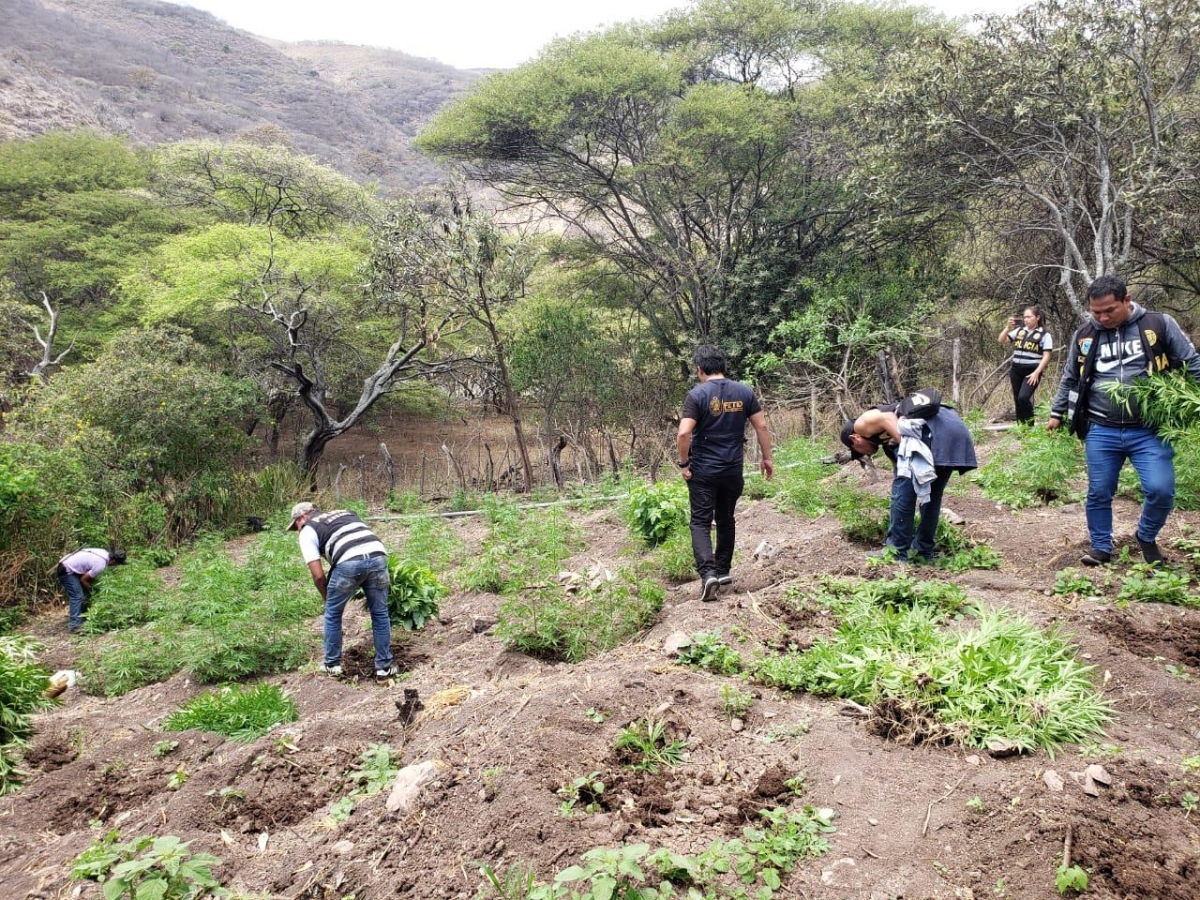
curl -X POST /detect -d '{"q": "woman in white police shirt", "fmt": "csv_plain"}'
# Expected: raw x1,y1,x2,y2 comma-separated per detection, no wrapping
999,305,1053,425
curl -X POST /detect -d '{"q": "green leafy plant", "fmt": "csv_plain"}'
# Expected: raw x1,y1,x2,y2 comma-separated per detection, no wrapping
754,577,1110,754
770,438,840,518
0,636,56,795
625,478,689,546
558,772,606,817
163,684,298,743
79,530,319,696
584,708,606,724
975,426,1085,509
677,630,744,675
496,572,663,663
965,796,985,813
477,863,539,900
152,740,179,759
614,718,686,772
167,766,190,790
1116,564,1196,608
1182,792,1198,816
1182,754,1200,772
71,830,226,899
462,499,580,594
330,743,401,822
784,773,807,796
1055,864,1088,895
385,559,444,630
720,683,754,721
1054,568,1096,597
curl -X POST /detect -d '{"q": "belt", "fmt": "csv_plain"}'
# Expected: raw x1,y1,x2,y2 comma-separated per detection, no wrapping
344,551,387,561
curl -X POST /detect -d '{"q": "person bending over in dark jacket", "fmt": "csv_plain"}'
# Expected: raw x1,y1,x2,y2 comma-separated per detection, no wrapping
841,402,976,563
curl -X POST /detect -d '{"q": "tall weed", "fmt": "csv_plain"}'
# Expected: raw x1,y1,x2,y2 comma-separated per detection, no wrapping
755,577,1109,753
0,636,56,794
974,426,1084,509
78,530,317,696
496,572,664,662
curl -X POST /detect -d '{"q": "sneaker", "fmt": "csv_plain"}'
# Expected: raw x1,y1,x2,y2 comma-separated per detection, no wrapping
375,665,400,680
716,572,733,586
322,664,343,676
1138,539,1164,565
699,576,721,602
1080,549,1111,567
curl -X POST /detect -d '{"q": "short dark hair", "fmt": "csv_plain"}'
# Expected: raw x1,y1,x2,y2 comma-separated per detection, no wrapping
110,549,127,565
839,420,877,461
1087,275,1128,304
692,344,727,376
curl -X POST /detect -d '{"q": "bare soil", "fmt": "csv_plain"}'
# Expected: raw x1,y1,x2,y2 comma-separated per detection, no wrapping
3,435,1200,900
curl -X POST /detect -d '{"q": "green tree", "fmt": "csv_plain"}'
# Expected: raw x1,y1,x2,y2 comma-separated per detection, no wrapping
0,133,194,363
860,0,1200,317
419,0,942,358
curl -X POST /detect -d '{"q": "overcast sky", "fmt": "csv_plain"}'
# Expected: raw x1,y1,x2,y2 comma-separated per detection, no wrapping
167,0,1031,70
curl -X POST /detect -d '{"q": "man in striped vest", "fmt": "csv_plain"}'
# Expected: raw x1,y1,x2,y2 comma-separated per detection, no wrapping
288,502,397,679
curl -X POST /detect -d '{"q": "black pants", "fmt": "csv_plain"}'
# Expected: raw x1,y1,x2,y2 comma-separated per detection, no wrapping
687,471,744,579
1010,364,1040,425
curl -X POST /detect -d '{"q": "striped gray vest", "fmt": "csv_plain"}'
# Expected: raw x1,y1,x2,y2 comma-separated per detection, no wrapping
307,510,384,567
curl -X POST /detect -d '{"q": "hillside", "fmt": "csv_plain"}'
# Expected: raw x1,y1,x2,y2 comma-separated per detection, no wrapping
0,0,483,190
2,430,1199,899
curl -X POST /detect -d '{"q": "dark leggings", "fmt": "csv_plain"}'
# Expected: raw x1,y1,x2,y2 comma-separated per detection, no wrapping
1010,364,1040,425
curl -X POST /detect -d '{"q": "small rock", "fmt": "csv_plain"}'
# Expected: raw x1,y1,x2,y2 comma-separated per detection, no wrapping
702,808,720,825
867,817,879,826
964,755,982,766
1043,770,1064,792
332,840,355,855
662,631,692,656
1084,764,1112,786
943,508,965,526
730,717,744,732
986,738,1020,758
753,540,777,560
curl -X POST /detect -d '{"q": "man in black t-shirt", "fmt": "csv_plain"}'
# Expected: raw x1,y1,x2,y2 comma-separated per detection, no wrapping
677,345,774,601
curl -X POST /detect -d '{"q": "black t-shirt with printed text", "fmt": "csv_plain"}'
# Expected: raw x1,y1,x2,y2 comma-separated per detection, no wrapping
682,378,762,476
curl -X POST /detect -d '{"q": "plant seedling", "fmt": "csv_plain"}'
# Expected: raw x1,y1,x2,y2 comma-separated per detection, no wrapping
720,683,754,720
557,772,605,817
614,718,686,772
1055,864,1088,895
965,796,985,813
584,707,606,724
1182,754,1200,772
1182,792,1198,817
166,765,189,790
151,740,179,758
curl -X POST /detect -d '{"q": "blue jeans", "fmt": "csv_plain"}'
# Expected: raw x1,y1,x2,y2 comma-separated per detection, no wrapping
687,471,744,579
1084,424,1175,553
323,555,392,671
57,567,87,632
887,466,954,559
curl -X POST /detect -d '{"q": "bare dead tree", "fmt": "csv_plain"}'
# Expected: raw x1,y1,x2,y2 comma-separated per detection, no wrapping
22,292,73,383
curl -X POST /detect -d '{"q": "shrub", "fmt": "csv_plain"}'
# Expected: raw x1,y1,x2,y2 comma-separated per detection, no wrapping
0,636,56,794
462,498,580,594
974,426,1084,509
78,530,318,696
496,572,663,662
625,478,689,546
754,578,1110,754
1117,564,1196,608
163,683,298,742
771,438,839,517
385,560,444,630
